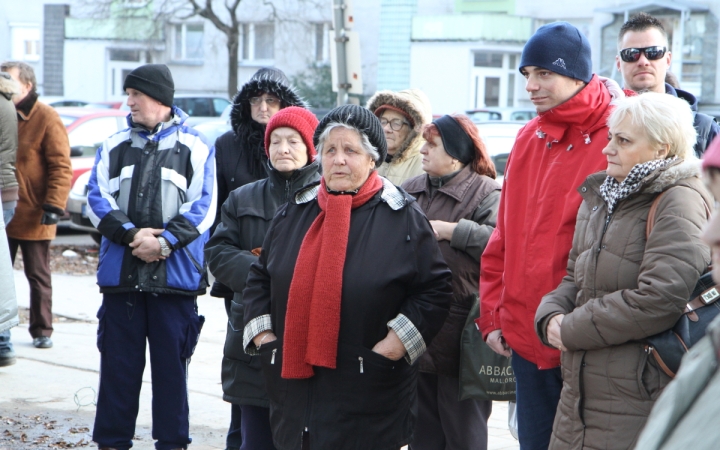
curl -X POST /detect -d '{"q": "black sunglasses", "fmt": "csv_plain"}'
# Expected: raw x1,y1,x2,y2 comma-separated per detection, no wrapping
619,46,668,62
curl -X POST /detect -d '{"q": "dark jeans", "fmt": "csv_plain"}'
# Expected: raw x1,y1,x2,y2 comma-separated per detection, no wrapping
511,351,563,450
92,293,203,450
7,238,52,338
239,405,275,450
410,372,492,450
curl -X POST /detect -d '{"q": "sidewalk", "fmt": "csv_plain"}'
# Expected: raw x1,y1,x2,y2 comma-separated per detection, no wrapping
2,270,519,450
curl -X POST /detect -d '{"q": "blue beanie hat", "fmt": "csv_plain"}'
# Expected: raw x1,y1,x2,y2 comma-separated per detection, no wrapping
519,22,592,84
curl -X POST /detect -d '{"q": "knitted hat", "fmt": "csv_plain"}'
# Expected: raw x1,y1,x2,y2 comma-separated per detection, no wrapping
703,136,720,171
264,106,319,162
123,64,175,107
313,104,387,166
519,22,592,83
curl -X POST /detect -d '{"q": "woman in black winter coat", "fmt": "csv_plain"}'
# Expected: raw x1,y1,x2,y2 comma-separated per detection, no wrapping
209,67,306,449
402,114,500,450
205,107,321,450
242,105,452,450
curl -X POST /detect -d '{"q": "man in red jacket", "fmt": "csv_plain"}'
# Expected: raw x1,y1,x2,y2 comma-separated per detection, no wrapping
480,22,614,450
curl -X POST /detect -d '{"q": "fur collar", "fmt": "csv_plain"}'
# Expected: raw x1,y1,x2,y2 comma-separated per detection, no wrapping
643,157,702,193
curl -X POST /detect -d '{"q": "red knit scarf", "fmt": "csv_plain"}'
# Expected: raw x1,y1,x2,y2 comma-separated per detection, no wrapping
282,171,383,379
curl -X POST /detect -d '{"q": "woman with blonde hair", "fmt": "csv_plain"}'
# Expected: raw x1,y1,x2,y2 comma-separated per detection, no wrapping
535,92,712,449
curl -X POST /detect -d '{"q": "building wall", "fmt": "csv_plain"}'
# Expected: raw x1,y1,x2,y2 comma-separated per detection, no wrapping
409,42,471,115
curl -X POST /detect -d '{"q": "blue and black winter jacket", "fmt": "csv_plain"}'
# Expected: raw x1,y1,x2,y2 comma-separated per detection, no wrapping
87,107,217,295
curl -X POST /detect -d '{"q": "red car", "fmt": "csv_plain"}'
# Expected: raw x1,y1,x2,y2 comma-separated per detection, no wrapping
56,107,128,186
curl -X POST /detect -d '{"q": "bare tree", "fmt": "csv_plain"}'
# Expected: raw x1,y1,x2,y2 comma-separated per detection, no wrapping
76,0,327,98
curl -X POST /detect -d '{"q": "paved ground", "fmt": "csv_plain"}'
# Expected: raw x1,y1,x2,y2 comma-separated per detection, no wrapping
1,269,519,450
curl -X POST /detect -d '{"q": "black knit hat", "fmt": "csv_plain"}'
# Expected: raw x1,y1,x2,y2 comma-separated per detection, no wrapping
313,104,387,166
519,22,592,83
123,64,175,107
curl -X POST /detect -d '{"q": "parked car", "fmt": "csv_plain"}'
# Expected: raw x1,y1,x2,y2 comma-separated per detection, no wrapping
192,104,232,145
56,107,128,238
39,96,89,108
467,107,536,123
475,121,524,183
121,94,231,126
56,107,128,186
84,101,124,109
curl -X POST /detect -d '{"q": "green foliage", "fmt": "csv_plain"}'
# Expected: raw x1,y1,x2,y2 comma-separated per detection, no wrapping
291,63,335,109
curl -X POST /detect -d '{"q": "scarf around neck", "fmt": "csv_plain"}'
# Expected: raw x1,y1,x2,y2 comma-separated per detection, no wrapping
599,157,678,214
282,171,384,379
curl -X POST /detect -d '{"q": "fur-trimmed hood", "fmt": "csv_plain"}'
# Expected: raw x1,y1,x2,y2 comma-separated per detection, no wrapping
0,72,19,101
230,67,307,135
366,88,432,164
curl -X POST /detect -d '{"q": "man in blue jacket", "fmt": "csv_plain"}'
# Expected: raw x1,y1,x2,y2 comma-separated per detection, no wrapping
87,63,217,450
617,12,719,156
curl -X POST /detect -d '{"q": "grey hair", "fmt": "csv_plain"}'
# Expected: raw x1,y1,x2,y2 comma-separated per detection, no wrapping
0,61,36,94
607,92,696,161
315,122,380,165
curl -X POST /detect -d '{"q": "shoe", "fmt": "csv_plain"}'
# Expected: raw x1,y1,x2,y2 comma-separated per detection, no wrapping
32,337,53,349
0,350,16,367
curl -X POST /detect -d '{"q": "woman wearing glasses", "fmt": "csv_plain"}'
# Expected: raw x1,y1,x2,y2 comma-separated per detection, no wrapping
367,88,433,185
402,114,500,450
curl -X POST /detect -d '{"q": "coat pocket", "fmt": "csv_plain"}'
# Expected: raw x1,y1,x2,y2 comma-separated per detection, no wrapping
258,339,287,405
224,300,252,363
181,313,205,359
334,344,414,416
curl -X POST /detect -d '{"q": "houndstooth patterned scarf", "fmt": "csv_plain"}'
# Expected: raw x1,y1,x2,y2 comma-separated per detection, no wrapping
599,157,678,214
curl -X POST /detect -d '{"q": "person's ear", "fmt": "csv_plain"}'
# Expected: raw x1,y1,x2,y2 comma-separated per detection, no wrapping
657,143,670,159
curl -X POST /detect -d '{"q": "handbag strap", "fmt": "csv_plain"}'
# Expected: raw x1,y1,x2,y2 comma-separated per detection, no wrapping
646,187,711,238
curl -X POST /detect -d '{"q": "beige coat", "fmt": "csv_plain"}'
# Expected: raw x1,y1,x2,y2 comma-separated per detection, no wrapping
367,88,432,186
535,159,711,450
6,94,72,240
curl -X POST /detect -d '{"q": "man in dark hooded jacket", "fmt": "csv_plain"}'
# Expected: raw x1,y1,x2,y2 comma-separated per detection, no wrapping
210,67,305,450
617,12,719,156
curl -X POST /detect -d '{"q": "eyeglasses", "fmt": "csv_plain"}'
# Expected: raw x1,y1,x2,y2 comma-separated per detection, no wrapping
249,96,280,106
380,118,409,131
619,46,668,63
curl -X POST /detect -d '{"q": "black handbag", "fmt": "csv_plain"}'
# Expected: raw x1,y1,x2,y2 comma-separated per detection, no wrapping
644,189,716,378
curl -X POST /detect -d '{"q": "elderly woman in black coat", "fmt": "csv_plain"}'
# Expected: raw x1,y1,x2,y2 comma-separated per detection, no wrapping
205,106,321,450
242,104,453,450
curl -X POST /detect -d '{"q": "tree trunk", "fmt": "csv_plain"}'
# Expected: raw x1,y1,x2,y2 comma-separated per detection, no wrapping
227,30,239,98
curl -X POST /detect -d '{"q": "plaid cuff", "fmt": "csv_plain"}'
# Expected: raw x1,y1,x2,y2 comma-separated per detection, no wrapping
388,313,426,365
243,314,273,355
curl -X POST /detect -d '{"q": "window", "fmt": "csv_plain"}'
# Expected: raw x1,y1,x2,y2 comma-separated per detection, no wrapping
10,24,40,62
474,52,503,68
240,23,275,62
173,23,204,61
109,49,140,62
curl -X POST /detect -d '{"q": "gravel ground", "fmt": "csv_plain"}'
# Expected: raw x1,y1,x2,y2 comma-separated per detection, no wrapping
13,245,99,277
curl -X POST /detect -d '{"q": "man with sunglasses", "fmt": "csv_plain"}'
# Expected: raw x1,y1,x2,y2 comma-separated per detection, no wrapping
617,12,718,156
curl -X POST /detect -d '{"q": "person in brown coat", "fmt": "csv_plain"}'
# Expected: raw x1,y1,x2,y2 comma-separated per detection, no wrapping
1,61,72,350
535,92,712,450
402,114,500,450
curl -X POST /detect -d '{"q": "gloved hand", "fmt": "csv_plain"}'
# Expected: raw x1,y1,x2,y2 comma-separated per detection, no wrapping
40,211,59,225
40,204,64,225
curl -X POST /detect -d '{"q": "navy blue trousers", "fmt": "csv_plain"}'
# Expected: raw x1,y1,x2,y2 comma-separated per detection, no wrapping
93,292,204,450
511,351,563,450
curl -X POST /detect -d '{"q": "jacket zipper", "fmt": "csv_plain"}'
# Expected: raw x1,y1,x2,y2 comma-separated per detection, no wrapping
592,213,613,298
358,356,364,373
270,348,276,364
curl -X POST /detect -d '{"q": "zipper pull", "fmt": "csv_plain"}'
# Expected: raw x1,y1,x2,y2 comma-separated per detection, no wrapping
271,348,277,364
358,356,364,373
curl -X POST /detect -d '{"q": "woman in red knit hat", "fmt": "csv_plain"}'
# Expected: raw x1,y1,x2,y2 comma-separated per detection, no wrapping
205,105,321,450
